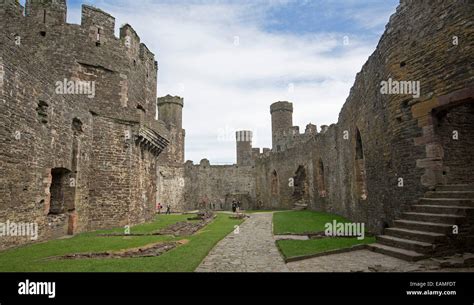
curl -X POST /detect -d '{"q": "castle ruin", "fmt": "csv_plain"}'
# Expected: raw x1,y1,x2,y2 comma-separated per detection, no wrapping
1,0,474,259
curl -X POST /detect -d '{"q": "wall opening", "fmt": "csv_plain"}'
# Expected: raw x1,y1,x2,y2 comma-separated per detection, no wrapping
270,170,280,208
293,165,308,202
434,100,474,184
354,128,368,200
49,168,71,215
316,158,327,197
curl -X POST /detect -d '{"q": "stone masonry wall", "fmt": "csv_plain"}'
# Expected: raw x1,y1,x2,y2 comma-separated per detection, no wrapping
184,160,256,211
0,1,169,250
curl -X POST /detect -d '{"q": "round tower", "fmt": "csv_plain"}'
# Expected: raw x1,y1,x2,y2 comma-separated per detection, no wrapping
236,130,253,166
157,95,184,129
270,101,293,151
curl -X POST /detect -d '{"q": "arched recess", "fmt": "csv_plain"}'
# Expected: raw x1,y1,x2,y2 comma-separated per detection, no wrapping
293,165,309,202
270,170,280,208
354,128,368,200
316,158,327,197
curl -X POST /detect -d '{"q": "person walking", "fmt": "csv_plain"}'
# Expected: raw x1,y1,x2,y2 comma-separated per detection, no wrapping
231,200,237,213
166,204,171,215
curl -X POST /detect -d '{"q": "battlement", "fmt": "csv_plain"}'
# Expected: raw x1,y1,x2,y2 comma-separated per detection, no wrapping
0,2,155,66
25,0,67,25
236,130,252,142
305,123,317,135
157,95,184,107
270,101,293,114
81,5,115,38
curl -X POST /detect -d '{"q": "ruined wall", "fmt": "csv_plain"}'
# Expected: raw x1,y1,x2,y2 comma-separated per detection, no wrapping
184,160,256,211
256,0,474,233
0,1,168,250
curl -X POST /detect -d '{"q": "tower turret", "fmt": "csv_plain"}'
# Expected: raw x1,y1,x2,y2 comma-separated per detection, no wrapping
236,130,253,166
157,95,184,129
270,101,293,152
157,95,185,165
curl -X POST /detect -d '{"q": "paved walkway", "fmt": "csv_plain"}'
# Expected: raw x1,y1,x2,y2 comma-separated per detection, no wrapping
196,212,289,272
196,212,474,273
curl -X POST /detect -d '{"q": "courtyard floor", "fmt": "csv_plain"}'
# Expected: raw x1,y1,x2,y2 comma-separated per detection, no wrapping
197,212,474,272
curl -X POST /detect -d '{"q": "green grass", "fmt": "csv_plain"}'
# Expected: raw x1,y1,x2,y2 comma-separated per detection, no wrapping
273,210,375,259
0,213,243,272
277,237,376,259
273,210,351,235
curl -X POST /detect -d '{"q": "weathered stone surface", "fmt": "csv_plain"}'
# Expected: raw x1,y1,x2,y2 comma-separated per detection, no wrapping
0,1,173,250
196,213,289,272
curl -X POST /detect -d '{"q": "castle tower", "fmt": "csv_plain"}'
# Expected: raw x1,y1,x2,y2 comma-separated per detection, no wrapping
157,95,185,164
236,130,253,166
25,0,67,25
270,101,293,152
157,95,183,129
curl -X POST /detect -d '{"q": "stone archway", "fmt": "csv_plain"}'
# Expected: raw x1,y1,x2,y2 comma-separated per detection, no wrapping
293,165,309,203
433,99,474,184
413,87,474,186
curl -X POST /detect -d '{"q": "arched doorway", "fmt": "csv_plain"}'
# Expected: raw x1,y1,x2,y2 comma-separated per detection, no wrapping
433,100,474,184
293,165,309,202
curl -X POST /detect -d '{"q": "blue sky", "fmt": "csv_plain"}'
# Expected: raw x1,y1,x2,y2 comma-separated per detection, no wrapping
21,0,399,163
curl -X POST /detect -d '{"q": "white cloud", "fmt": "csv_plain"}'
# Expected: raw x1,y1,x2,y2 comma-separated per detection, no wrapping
65,0,392,163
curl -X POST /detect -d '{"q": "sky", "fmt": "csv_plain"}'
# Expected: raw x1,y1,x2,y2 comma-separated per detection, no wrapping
21,0,399,164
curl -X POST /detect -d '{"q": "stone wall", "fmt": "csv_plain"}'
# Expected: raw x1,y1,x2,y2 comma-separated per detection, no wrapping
0,1,169,250
184,160,256,211
254,0,474,234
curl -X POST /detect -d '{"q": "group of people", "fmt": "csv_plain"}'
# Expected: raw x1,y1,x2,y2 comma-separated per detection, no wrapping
156,203,171,215
231,200,242,213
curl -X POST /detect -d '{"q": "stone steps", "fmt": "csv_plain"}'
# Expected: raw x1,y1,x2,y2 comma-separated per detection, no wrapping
411,204,474,216
419,198,474,207
402,212,465,224
425,191,474,199
435,184,474,192
369,184,473,261
376,235,434,254
393,219,453,234
384,227,446,243
367,243,428,262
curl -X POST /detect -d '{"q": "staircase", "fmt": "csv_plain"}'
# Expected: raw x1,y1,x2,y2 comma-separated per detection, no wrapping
293,199,308,211
368,184,474,261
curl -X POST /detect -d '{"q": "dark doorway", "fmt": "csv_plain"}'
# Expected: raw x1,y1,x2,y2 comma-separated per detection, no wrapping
293,165,308,202
49,168,72,215
434,100,474,184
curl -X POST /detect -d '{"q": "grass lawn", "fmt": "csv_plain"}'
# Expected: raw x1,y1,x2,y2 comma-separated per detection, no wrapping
273,210,375,259
273,210,351,235
0,213,243,272
276,237,376,259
